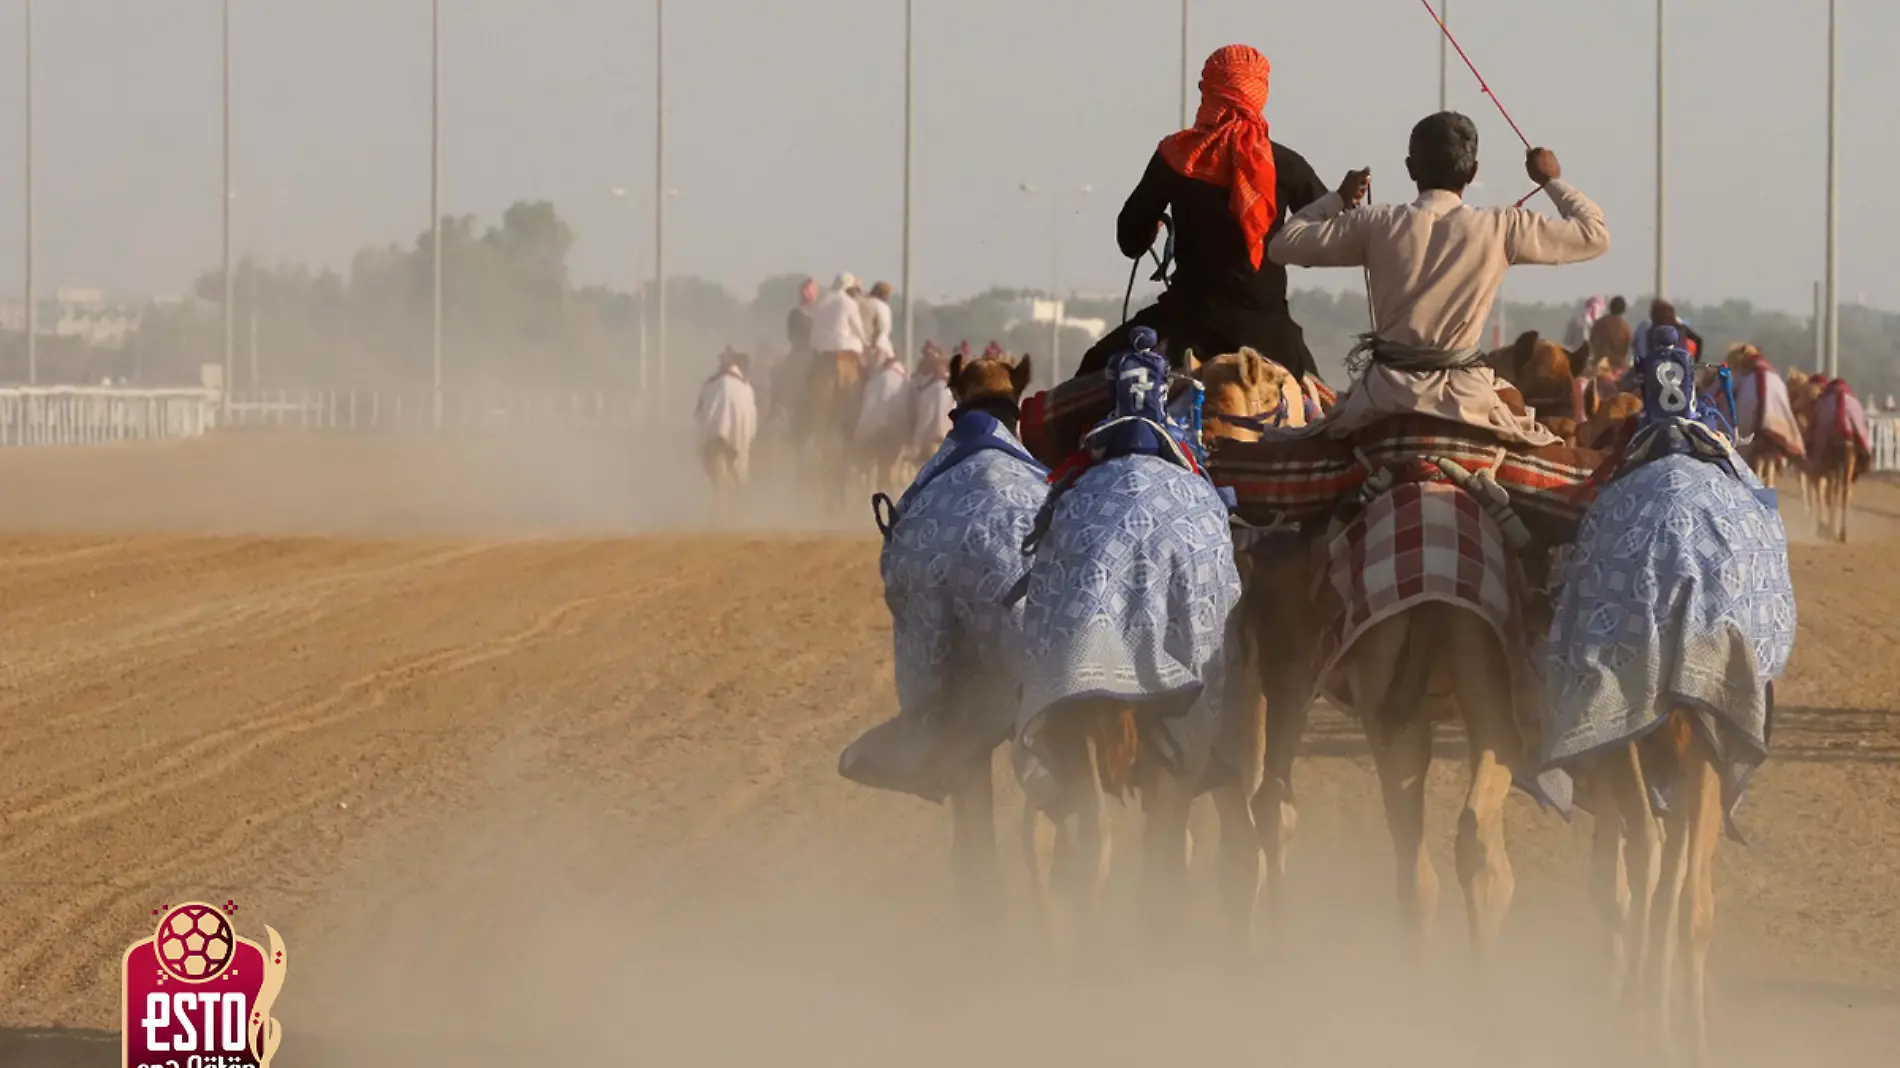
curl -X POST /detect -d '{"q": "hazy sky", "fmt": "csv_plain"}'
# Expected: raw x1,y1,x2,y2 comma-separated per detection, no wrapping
0,0,1890,315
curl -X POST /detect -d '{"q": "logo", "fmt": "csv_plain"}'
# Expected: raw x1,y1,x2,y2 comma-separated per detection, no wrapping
122,901,287,1068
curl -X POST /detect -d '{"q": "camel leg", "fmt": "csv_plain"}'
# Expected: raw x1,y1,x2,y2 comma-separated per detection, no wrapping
1599,742,1661,1010
1352,614,1439,955
1022,805,1063,956
1831,450,1846,539
1679,718,1723,1067
1447,610,1519,964
1589,782,1632,999
1211,779,1262,952
1053,730,1114,960
1646,727,1695,1059
1256,678,1312,939
948,752,1000,933
1141,766,1193,950
1214,673,1267,948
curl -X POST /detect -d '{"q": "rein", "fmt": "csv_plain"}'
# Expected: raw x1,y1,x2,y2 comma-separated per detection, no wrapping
1121,213,1175,323
1206,391,1290,434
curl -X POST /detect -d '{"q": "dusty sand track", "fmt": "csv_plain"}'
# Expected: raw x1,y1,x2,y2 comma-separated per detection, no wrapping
0,434,1896,1066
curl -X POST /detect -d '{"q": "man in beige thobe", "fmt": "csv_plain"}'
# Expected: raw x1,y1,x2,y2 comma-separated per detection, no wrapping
1267,111,1610,446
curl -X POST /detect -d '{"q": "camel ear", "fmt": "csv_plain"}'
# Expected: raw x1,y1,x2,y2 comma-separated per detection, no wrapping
1511,330,1541,373
948,353,965,383
1236,347,1265,389
1011,355,1034,396
1179,347,1201,375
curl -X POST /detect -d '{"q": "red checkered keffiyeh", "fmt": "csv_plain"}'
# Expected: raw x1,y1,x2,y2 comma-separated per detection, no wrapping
1314,480,1534,727
1159,45,1278,269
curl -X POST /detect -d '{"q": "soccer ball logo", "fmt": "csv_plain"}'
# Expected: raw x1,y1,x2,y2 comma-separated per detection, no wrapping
154,903,235,983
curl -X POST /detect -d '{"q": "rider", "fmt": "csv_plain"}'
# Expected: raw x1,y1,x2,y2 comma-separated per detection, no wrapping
1266,111,1609,445
1634,299,1705,365
1073,44,1329,381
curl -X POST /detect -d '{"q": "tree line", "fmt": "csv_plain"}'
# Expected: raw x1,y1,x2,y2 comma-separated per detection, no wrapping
2,198,1893,405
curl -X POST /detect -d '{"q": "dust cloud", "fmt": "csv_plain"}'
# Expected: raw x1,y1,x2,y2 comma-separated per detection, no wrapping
0,426,860,538
278,780,1896,1068
1,434,1893,1066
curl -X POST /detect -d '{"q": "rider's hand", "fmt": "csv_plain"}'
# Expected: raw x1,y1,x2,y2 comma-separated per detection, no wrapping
1337,169,1371,209
1526,148,1561,186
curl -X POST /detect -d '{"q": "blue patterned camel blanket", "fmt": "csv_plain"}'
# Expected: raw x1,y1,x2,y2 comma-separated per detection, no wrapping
1014,454,1243,809
838,413,1050,803
1542,446,1796,823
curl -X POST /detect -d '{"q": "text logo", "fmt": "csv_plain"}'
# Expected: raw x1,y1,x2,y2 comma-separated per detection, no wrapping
122,902,287,1068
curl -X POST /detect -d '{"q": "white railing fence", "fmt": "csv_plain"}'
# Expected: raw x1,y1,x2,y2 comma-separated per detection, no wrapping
3,384,1898,472
0,386,220,446
1875,415,1900,474
219,387,677,434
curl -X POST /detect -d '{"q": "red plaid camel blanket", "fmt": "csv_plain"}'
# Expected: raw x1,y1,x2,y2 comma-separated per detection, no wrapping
1314,479,1549,755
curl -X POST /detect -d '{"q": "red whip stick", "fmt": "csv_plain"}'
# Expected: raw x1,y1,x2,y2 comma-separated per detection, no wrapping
1417,0,1544,207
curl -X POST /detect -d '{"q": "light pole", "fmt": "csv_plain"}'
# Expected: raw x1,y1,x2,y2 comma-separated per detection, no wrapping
1654,0,1666,302
1438,1,1449,112
1824,0,1839,378
901,0,915,365
654,0,668,408
222,0,233,413
1019,183,1092,383
430,0,442,429
23,0,35,385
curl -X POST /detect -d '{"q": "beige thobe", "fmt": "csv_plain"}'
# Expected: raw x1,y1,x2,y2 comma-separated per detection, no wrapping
1268,180,1610,446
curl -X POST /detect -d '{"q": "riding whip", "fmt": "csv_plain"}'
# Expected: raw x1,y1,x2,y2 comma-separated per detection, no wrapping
1417,0,1544,207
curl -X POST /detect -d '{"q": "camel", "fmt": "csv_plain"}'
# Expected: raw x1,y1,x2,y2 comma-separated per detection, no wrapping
1216,349,1542,957
837,350,1041,931
1721,346,1806,491
1787,369,1824,515
1195,348,1324,943
1015,342,1246,959
1547,421,1795,1063
1789,370,1868,542
798,351,865,513
1486,330,1590,446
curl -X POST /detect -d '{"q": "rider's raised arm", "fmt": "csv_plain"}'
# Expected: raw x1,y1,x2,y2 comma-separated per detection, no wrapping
1503,180,1610,266
1266,192,1368,268
1117,153,1173,260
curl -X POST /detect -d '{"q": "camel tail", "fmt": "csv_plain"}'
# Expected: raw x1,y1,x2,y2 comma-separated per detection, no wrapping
1377,618,1440,734
1094,705,1141,798
1042,701,1141,800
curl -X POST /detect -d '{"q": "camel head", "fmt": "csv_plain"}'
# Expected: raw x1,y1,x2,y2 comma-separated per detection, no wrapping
1785,368,1826,416
948,350,1032,407
1578,391,1643,451
1487,330,1582,440
1196,347,1301,443
1725,343,1764,373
